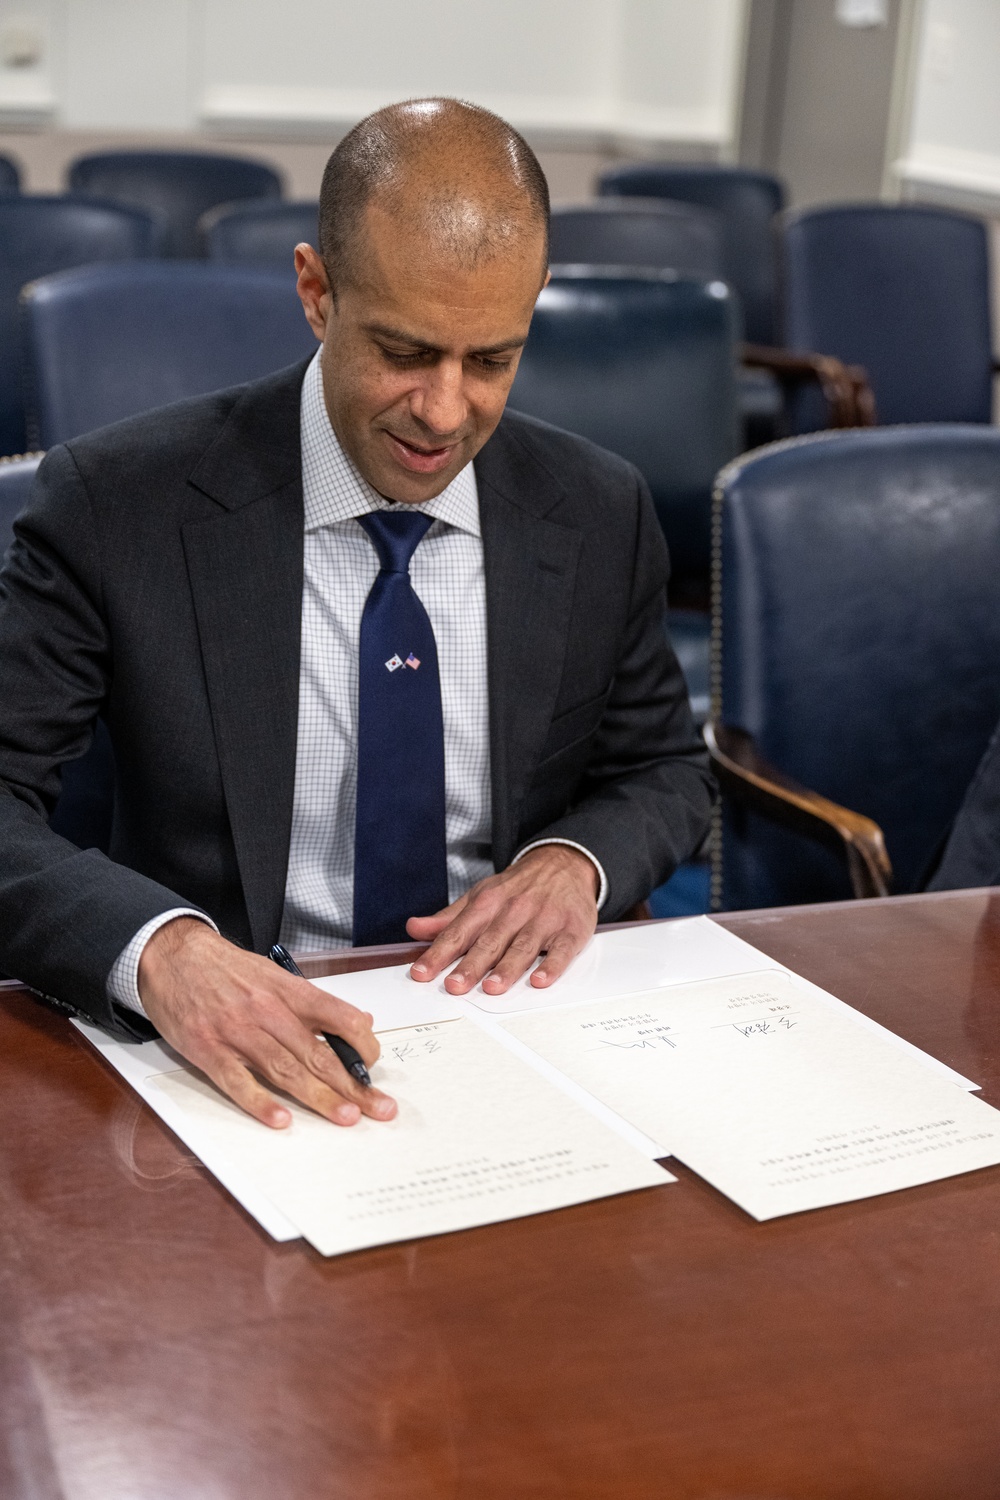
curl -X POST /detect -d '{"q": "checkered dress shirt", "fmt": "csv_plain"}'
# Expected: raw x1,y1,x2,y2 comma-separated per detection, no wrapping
109,351,604,1015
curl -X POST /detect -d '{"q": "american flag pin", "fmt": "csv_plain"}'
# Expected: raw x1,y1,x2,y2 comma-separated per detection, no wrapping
385,654,403,672
405,653,421,670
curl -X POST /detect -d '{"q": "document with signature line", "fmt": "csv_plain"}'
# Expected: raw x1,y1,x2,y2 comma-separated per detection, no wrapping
150,1018,670,1256
502,971,1000,1220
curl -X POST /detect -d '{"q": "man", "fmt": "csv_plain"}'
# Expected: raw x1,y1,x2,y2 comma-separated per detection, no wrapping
0,99,713,1129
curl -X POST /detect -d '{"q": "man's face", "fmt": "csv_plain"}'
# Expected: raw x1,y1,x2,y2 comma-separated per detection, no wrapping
295,204,546,503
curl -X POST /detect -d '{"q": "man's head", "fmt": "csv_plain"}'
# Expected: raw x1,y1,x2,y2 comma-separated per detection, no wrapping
295,98,549,503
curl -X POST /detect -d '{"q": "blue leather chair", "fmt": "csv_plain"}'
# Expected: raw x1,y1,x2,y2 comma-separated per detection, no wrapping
708,426,1000,910
510,270,740,725
510,270,739,587
67,150,283,258
550,199,724,280
22,262,318,447
0,196,162,456
780,203,999,430
201,199,320,265
0,454,114,851
0,155,21,192
598,165,785,346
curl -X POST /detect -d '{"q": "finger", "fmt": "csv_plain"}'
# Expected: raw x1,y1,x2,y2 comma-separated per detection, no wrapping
250,1008,395,1120
201,1051,294,1130
480,924,551,994
247,1035,364,1125
443,905,533,993
530,932,587,987
410,903,497,982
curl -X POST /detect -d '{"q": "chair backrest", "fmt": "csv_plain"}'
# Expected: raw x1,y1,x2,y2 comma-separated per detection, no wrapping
67,150,283,258
549,199,724,280
0,452,114,849
598,165,785,345
0,196,162,457
780,203,994,428
509,270,739,580
22,262,318,447
0,154,21,193
716,426,1000,910
201,199,320,266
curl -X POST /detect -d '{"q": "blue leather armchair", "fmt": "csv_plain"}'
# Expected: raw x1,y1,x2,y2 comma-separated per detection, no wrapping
67,150,282,258
510,270,740,586
0,196,162,456
550,199,724,280
21,262,318,447
593,170,872,443
780,203,1000,431
509,270,741,721
708,426,1000,909
598,165,785,347
201,199,320,265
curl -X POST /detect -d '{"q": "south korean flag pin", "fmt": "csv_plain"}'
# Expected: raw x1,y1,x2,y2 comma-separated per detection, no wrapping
385,654,403,672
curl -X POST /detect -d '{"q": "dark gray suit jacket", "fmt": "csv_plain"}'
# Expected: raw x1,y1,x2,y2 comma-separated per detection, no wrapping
0,361,713,1037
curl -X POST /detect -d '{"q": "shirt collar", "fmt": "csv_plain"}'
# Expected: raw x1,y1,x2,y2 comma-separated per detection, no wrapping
300,349,480,537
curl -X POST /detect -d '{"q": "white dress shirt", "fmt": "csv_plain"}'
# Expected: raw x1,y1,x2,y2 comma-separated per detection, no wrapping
109,352,605,1015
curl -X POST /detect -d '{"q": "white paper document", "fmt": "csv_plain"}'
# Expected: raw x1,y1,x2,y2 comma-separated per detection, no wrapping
312,918,978,1092
148,1018,669,1256
502,970,1000,1220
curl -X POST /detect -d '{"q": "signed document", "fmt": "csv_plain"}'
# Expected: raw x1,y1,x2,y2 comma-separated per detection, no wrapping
150,1019,669,1256
502,972,1000,1220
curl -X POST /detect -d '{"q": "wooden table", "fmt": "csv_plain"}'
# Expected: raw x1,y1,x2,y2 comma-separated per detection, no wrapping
3,889,1000,1499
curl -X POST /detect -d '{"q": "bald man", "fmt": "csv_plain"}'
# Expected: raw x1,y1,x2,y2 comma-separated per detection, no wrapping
0,99,713,1128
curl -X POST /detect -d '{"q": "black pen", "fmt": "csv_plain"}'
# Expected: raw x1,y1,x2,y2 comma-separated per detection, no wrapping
268,942,372,1088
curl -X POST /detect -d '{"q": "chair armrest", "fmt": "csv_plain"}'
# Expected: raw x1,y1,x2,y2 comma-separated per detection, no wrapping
740,343,877,430
704,721,893,900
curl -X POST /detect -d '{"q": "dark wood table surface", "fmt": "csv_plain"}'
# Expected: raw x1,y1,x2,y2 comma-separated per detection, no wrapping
3,889,1000,1499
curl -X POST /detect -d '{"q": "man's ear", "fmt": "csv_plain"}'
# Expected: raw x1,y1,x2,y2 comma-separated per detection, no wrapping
295,243,333,342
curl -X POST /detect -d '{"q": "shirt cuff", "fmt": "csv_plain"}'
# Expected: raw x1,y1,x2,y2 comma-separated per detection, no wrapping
107,908,219,1019
511,838,609,910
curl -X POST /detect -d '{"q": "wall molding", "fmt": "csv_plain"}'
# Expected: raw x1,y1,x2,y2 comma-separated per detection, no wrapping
893,144,1000,210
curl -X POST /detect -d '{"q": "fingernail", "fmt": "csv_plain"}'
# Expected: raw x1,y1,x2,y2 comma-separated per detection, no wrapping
483,973,502,990
373,1097,395,1119
271,1108,291,1128
336,1103,361,1123
534,970,548,984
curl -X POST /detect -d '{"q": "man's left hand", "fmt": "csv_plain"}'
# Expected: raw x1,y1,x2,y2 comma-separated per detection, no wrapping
406,844,599,995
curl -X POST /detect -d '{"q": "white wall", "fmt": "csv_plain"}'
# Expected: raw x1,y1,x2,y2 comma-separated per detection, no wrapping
892,0,1000,208
0,0,749,152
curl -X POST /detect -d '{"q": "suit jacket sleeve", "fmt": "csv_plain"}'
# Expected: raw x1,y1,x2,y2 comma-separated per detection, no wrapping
516,471,715,918
0,445,204,1036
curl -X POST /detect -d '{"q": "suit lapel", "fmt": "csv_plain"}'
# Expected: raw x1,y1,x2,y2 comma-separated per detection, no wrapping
182,363,307,949
476,423,582,867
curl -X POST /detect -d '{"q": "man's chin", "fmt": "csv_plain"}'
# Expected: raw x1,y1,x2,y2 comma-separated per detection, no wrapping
369,463,463,505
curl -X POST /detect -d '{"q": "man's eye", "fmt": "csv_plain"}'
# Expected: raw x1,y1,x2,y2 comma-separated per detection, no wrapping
380,347,430,367
474,355,512,372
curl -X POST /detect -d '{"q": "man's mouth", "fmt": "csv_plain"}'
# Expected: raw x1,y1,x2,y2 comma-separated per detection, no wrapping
385,432,460,475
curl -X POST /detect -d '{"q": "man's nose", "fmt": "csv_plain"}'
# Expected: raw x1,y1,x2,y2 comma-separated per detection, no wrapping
410,361,468,436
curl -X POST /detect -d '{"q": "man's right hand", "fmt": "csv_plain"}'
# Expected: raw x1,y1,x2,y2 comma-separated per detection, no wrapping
137,918,397,1130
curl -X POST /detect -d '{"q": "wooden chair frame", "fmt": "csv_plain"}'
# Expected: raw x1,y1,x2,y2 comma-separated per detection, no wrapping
740,344,877,430
704,720,892,901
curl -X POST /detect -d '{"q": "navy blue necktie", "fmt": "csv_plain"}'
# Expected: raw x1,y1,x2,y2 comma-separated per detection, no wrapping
353,510,449,946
